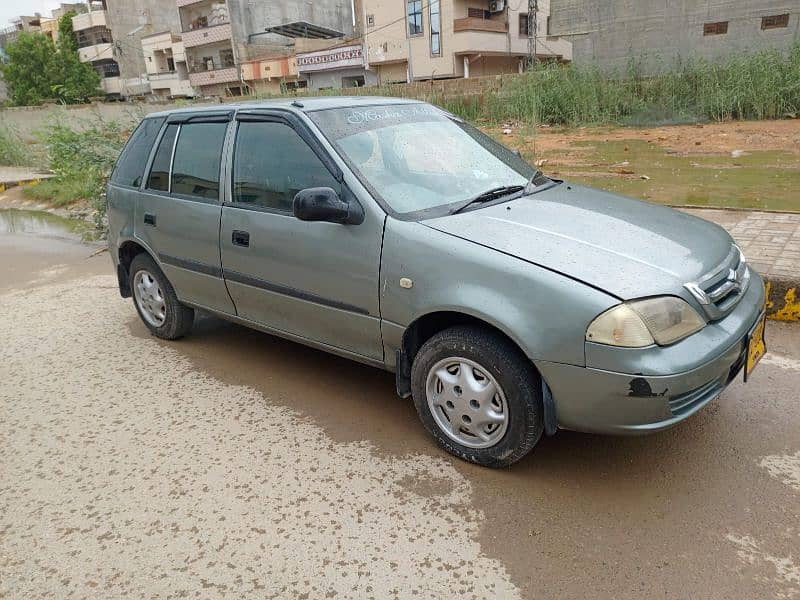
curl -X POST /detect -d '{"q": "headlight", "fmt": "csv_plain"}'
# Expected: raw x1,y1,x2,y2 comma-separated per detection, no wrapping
586,296,706,347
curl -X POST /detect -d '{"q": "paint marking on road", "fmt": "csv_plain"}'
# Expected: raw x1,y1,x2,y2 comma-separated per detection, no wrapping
761,353,800,372
726,534,800,595
759,452,800,493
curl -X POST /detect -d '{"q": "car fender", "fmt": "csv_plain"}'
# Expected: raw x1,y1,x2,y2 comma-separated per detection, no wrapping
380,218,619,368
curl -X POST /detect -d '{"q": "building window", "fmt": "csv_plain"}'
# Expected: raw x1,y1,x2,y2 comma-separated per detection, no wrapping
366,14,374,27
762,14,789,30
407,0,422,36
167,57,175,71
430,0,441,55
219,48,235,68
519,13,529,37
468,8,486,18
703,21,728,36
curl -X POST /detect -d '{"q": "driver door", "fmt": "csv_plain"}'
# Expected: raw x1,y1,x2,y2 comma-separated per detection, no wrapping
219,111,385,362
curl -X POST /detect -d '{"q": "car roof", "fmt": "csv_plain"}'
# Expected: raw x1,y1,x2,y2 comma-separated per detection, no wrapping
144,96,423,119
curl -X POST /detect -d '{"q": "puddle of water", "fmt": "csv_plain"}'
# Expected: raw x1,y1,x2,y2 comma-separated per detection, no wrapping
0,208,91,240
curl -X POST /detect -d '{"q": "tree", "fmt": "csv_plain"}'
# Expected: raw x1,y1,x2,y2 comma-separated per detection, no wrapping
0,14,101,106
57,11,79,54
1,33,56,106
50,11,101,103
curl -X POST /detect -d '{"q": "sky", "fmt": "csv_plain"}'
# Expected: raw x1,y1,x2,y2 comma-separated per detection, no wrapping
0,1,63,28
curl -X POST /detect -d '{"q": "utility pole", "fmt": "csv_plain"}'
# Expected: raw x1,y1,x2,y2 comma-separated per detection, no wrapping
527,0,538,69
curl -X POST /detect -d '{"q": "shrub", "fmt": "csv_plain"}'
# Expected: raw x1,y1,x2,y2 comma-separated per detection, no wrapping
24,116,128,225
0,125,29,166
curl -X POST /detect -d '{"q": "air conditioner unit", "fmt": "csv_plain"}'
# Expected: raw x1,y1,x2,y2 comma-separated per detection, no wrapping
488,0,506,13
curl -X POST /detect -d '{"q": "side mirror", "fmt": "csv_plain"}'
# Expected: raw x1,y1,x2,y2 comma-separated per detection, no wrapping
293,187,363,225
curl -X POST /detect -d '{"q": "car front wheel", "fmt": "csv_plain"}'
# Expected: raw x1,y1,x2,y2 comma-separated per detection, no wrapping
129,253,194,340
411,325,544,468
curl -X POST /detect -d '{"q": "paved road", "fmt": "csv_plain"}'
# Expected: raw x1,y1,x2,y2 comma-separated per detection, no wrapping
1,225,798,599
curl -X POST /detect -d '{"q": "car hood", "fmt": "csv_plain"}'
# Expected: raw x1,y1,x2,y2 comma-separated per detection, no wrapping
423,183,733,300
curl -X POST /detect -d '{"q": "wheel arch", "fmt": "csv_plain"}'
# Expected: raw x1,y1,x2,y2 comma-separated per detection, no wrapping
395,310,557,436
117,238,158,298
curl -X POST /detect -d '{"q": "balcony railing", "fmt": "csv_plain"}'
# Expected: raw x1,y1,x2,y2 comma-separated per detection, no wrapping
453,17,508,33
181,22,232,48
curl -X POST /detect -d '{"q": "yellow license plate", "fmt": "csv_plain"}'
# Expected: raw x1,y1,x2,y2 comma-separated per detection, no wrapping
745,313,766,381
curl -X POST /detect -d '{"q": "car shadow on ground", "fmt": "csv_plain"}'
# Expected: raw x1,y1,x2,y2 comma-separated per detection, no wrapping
127,310,731,485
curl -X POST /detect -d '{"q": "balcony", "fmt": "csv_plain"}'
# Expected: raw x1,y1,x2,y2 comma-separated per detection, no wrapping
149,72,195,97
453,17,508,33
188,67,239,87
182,22,232,49
72,10,107,32
100,76,122,95
79,42,113,63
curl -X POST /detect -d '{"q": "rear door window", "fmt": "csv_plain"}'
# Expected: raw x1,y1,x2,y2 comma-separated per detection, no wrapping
111,117,165,188
171,122,228,200
146,124,178,192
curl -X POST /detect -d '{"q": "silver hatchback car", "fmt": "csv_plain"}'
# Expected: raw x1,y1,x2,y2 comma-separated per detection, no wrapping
108,97,767,467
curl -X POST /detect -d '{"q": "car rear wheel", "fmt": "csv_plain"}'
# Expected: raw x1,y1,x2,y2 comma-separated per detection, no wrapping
129,253,194,340
411,325,544,468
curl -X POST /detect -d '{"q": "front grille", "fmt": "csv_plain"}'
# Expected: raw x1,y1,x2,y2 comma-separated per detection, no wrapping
685,245,750,321
668,379,723,416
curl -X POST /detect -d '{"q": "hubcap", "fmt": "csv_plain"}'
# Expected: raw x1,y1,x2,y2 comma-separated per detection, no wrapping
425,357,508,449
133,269,166,327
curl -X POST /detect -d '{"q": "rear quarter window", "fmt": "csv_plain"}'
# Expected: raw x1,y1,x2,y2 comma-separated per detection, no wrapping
110,117,166,188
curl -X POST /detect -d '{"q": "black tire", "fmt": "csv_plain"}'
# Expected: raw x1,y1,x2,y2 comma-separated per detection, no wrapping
128,253,194,340
411,325,544,468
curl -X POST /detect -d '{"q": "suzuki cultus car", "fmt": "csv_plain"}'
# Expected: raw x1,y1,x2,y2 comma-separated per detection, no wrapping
108,98,766,467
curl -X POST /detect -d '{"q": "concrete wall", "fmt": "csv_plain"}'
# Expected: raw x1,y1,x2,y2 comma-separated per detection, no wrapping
549,0,800,73
105,0,183,84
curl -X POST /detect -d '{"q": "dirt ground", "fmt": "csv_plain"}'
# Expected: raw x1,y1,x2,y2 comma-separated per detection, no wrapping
1,208,800,598
485,119,800,212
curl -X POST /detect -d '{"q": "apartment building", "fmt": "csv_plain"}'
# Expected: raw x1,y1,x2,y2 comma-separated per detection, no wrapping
176,0,357,96
71,1,122,96
548,0,800,74
141,31,195,99
361,0,572,83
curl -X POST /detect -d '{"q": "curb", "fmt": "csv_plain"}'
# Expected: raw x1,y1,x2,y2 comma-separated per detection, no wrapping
0,177,49,192
765,278,800,322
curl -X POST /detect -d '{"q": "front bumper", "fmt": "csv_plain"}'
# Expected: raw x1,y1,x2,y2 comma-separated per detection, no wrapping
535,272,765,435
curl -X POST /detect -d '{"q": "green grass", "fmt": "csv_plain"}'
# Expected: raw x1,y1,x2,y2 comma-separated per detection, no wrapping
530,139,800,211
22,172,104,207
483,44,800,126
0,125,31,166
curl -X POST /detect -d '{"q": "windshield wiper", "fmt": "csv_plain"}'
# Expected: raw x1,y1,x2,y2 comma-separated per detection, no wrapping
449,185,525,215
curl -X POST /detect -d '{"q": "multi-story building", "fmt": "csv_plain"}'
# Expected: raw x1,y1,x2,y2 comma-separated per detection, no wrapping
176,0,358,96
548,0,800,74
72,2,122,96
141,31,195,98
361,0,571,83
103,0,185,96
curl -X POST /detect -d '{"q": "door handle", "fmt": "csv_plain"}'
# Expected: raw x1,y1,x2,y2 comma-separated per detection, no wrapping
144,213,156,226
232,230,250,247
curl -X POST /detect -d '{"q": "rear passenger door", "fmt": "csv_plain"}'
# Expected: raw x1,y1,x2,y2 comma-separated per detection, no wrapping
135,111,235,315
219,111,385,361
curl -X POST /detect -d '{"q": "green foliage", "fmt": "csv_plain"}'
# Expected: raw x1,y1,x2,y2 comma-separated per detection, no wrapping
57,11,79,54
1,33,57,106
0,124,29,166
1,23,100,106
482,44,800,126
24,117,127,221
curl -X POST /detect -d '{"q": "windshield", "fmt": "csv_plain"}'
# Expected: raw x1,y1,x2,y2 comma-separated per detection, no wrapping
308,103,538,216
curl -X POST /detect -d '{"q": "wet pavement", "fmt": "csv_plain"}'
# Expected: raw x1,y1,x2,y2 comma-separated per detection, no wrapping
1,219,799,599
